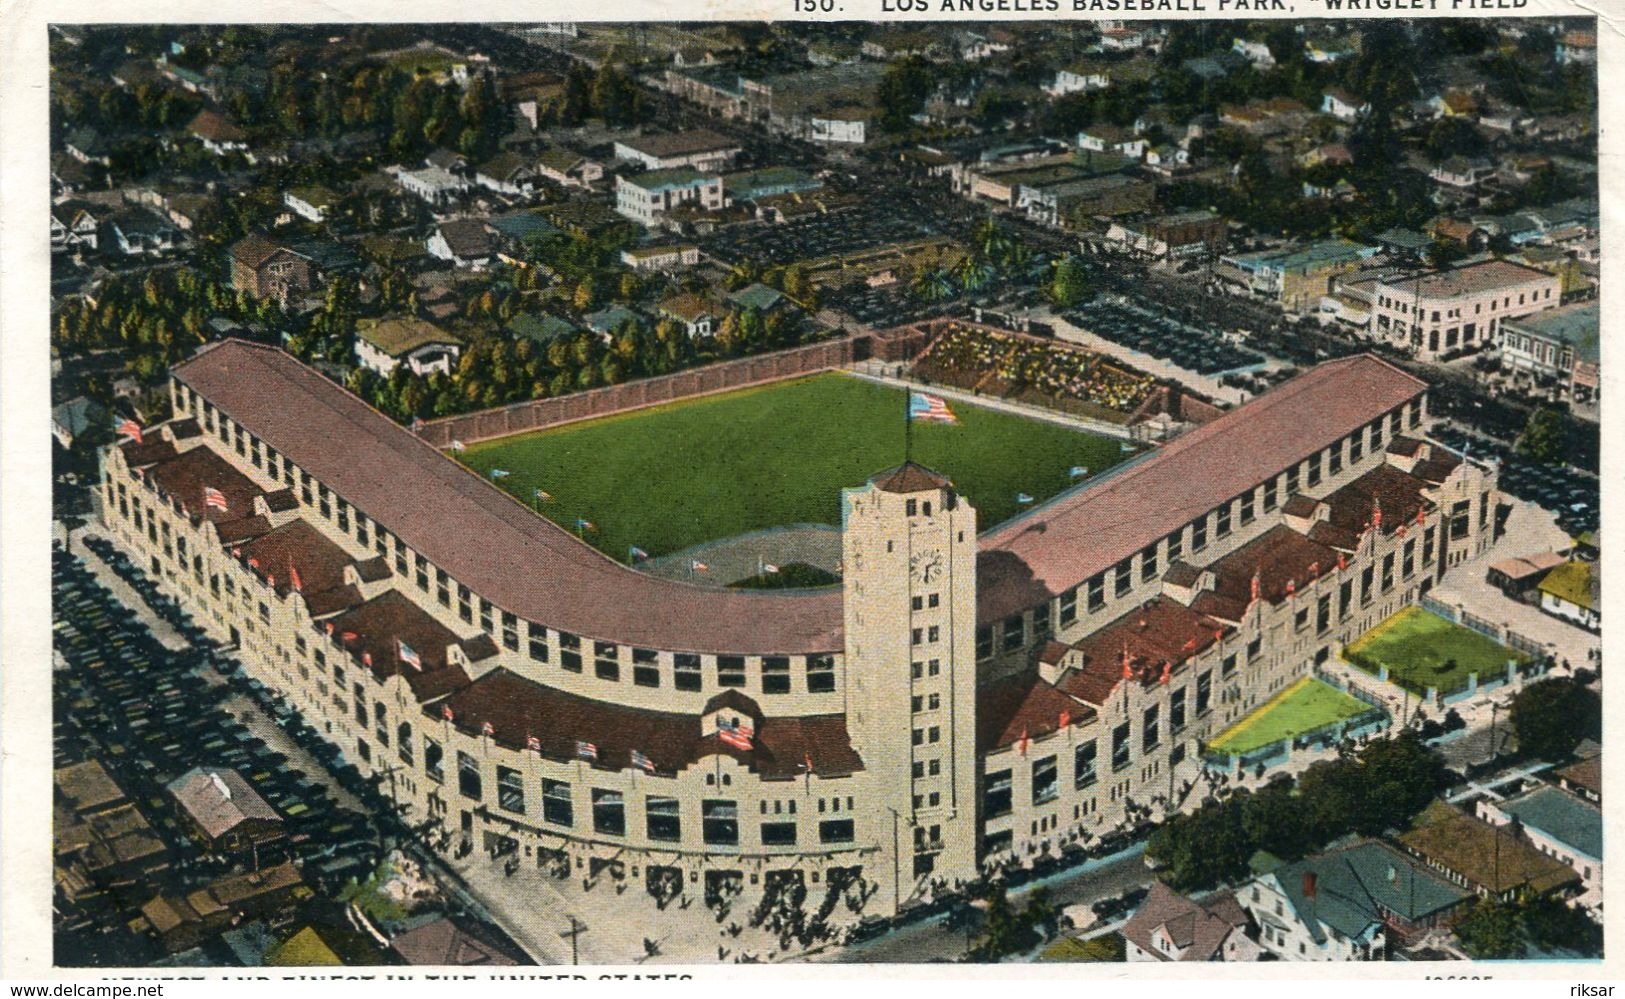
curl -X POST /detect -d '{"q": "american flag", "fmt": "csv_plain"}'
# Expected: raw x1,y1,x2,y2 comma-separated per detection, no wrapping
361,650,373,667
397,639,422,670
442,704,455,721
630,749,655,773
576,740,598,761
203,486,228,511
691,559,709,573
908,391,958,424
527,733,542,752
289,560,303,593
481,720,495,737
115,418,143,444
718,718,754,751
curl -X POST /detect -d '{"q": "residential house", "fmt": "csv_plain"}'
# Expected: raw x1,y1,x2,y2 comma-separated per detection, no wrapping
1534,558,1599,631
1396,801,1581,902
51,397,109,448
1304,36,1356,63
1429,156,1497,190
1479,786,1603,899
139,862,305,954
64,127,112,167
396,165,473,206
1428,217,1490,251
1556,30,1597,66
167,768,285,855
51,202,100,255
1240,840,1470,960
354,318,465,377
1552,746,1601,806
1047,61,1112,97
507,312,580,348
958,27,1013,62
426,148,471,175
427,218,497,269
1498,302,1598,403
613,129,741,172
474,152,538,196
1322,89,1369,122
583,305,642,339
187,110,249,157
284,186,338,224
657,293,722,338
228,233,312,304
809,108,871,146
1099,25,1152,52
1486,552,1566,601
1122,882,1260,962
106,208,179,257
536,148,603,189
1077,124,1148,159
1368,259,1560,360
620,244,701,272
1231,38,1276,69
389,915,525,966
726,282,790,316
615,169,727,226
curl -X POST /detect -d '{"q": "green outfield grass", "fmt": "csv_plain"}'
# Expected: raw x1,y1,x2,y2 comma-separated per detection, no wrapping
1343,606,1527,694
1207,677,1377,758
456,373,1135,564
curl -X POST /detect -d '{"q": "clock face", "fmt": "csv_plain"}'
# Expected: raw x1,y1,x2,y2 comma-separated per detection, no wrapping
911,549,944,584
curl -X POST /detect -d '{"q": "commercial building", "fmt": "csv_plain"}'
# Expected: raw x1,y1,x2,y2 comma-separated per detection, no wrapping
613,130,741,173
1368,260,1560,362
1217,240,1378,314
615,170,728,226
1498,302,1599,405
96,342,1493,919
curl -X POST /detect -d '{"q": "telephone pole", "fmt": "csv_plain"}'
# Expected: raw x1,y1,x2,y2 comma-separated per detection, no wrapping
560,915,586,965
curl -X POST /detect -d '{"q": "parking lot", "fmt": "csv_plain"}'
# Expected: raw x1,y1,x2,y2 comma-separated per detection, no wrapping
1064,298,1264,376
1430,425,1599,538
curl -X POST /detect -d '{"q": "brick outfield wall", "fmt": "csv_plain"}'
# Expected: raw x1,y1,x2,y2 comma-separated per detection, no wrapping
414,336,865,448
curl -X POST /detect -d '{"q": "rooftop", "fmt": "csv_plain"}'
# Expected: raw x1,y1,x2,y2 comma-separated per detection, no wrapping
1498,785,1602,860
1386,260,1556,300
166,768,280,841
356,317,464,357
617,129,738,159
1397,801,1580,896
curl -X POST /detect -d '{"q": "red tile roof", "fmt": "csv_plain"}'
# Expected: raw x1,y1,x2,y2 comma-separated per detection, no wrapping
1203,525,1340,610
172,341,844,655
325,590,471,703
437,668,863,778
977,355,1425,622
1061,597,1230,706
141,444,265,526
234,519,358,609
975,672,1092,755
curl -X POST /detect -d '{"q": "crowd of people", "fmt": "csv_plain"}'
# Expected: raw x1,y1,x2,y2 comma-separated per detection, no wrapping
911,322,1157,418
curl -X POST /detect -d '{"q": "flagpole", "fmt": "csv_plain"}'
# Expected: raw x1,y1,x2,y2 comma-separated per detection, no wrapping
904,388,912,464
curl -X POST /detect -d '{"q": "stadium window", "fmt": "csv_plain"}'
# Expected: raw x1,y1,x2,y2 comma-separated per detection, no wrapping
1111,722,1132,771
1032,755,1059,805
761,822,797,847
911,627,923,646
1215,503,1232,538
1140,545,1158,582
594,642,620,682
424,739,443,782
1339,580,1353,618
1361,566,1375,605
1424,527,1436,565
456,751,482,800
984,769,1012,818
1001,615,1024,652
397,723,414,766
1166,529,1183,564
1191,518,1208,553
1328,447,1342,476
1403,539,1416,579
1142,705,1160,752
1033,602,1051,638
1350,434,1364,462
646,797,681,842
976,625,994,660
1382,553,1395,592
480,600,494,634
927,625,939,643
702,800,739,845
717,656,746,688
1087,574,1105,611
911,595,923,611
1285,467,1300,496
807,655,836,693
1239,492,1256,526
542,780,572,826
819,819,855,844
1294,607,1310,632
1263,480,1278,512
1114,558,1132,597
497,766,525,814
527,624,550,663
415,555,428,592
1074,740,1098,789
436,570,449,607
762,656,791,694
1170,687,1187,732
675,653,702,691
593,789,626,837
1059,587,1078,627
906,499,917,516
1317,595,1332,635
1196,671,1212,716
560,631,582,673
1307,454,1322,488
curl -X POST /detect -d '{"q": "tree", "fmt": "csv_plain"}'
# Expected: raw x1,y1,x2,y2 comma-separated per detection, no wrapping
1516,406,1570,465
977,885,1026,959
1519,894,1602,957
1509,678,1601,762
875,57,933,133
1454,898,1523,960
1240,783,1314,860
1048,255,1093,308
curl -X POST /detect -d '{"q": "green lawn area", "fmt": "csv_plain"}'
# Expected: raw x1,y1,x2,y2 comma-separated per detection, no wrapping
457,373,1133,564
1207,676,1378,758
1343,606,1527,695
1039,933,1125,962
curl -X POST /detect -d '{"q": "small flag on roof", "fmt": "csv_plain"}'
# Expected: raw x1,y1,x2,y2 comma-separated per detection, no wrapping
442,703,455,721
115,418,143,444
481,720,495,737
1017,492,1035,504
718,719,753,751
450,440,467,453
289,560,303,593
397,639,422,670
909,391,958,424
630,749,655,773
629,546,650,562
1069,466,1089,479
526,733,542,752
534,488,553,502
575,518,596,533
576,740,598,761
203,486,228,511
489,468,511,480
691,559,709,573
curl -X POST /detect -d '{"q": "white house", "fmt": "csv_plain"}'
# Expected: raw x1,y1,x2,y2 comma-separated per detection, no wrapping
354,318,466,377
620,244,701,272
1321,89,1369,122
397,165,473,206
474,152,538,196
51,202,100,254
537,148,603,189
1534,559,1599,631
284,187,337,224
810,110,869,146
1231,38,1276,69
426,219,496,270
615,169,727,226
1046,62,1111,97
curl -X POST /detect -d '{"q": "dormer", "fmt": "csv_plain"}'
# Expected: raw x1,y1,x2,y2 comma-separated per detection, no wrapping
1385,436,1430,475
1281,493,1328,535
700,689,763,739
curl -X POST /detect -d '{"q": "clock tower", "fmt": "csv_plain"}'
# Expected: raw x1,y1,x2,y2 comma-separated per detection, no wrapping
841,462,979,912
